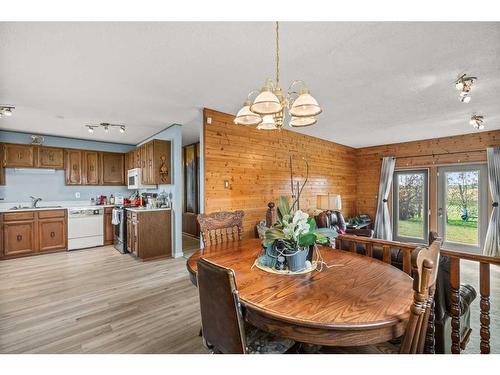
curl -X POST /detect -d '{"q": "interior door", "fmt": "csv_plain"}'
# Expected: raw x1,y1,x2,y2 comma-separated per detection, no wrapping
437,164,488,252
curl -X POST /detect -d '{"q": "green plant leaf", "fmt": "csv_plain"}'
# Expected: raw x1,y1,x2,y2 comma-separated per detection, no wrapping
298,232,316,247
316,227,338,239
307,217,317,232
277,196,291,220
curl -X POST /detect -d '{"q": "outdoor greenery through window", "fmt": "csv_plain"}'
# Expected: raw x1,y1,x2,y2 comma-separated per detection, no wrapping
393,169,428,243
443,171,479,246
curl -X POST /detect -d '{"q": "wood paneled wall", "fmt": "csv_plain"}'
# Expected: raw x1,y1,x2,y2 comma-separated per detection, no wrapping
203,109,358,239
356,130,500,230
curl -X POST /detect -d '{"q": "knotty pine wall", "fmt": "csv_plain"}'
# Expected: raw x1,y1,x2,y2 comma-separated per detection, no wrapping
203,109,358,239
356,130,500,231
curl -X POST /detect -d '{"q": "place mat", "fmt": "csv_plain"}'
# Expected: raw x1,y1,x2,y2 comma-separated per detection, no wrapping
253,260,318,275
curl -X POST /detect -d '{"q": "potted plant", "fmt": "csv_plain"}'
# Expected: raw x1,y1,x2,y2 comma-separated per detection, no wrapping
262,196,337,272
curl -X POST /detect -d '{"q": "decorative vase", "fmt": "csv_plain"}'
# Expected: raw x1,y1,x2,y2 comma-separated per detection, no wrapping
286,246,309,272
259,243,278,268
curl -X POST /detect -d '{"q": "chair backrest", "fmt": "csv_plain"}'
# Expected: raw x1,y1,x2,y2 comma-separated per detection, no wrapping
197,210,244,247
197,257,247,354
400,240,441,354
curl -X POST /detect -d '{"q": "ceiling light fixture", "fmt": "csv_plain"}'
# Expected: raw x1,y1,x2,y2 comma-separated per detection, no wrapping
455,74,477,103
469,114,485,130
0,105,15,118
85,123,126,135
234,22,322,129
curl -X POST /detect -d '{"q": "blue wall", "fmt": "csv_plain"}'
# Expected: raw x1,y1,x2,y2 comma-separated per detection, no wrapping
138,124,183,258
0,130,135,203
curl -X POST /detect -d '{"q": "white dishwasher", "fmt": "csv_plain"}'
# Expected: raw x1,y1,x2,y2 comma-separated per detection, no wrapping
67,207,104,250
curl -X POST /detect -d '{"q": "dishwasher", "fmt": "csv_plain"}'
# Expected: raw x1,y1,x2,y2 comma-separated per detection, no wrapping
67,207,104,250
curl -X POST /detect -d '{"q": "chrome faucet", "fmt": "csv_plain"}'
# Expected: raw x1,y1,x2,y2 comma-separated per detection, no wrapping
30,196,43,208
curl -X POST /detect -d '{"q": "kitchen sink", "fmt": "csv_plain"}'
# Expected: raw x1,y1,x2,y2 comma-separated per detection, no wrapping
9,205,63,210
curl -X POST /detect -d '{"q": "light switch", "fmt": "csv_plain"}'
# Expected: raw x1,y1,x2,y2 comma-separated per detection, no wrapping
75,192,80,198
224,180,230,189
207,117,212,124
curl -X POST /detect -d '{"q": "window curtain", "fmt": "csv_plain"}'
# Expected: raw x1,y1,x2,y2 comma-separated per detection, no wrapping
374,156,396,240
484,147,500,257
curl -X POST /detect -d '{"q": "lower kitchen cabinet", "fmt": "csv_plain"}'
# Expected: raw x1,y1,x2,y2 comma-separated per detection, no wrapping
103,207,114,245
38,210,67,252
126,209,171,261
0,209,67,259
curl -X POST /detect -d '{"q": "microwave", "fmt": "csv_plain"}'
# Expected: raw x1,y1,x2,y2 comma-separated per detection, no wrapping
127,168,156,190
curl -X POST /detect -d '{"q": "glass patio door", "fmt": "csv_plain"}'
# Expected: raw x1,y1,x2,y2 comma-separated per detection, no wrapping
392,169,429,244
437,164,488,252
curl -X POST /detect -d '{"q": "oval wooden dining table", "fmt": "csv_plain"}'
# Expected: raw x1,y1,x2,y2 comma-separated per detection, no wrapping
187,238,414,347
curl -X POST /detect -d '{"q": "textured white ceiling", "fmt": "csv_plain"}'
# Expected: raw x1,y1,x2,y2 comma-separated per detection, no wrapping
0,22,499,147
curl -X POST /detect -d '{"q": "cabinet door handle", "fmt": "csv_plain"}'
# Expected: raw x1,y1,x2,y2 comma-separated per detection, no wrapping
50,231,55,238
17,234,23,241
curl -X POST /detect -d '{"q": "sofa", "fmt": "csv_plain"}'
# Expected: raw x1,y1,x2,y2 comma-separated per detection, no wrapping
315,211,477,353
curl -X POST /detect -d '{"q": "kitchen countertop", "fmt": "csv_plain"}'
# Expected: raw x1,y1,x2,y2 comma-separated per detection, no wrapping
0,201,119,213
125,207,171,212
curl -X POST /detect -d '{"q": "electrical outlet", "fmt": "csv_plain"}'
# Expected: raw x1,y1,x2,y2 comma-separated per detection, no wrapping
207,117,212,125
75,192,80,198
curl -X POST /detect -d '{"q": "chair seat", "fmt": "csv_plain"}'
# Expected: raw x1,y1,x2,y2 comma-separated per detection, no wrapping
245,326,295,354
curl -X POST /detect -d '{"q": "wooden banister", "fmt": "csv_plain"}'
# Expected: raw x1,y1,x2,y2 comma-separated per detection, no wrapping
336,233,498,354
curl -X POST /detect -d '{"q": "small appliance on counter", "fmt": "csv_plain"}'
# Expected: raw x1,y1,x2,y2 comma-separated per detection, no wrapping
127,168,156,190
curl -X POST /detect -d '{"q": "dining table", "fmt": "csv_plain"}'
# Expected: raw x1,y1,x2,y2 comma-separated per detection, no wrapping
187,238,414,347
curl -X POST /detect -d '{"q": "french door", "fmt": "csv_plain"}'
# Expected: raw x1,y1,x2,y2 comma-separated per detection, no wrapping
392,169,429,244
437,164,488,252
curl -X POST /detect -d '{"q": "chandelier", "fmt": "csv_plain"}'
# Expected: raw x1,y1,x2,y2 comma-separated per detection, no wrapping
234,22,322,130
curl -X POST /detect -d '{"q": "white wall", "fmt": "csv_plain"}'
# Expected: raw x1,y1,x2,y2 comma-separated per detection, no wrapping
138,124,183,258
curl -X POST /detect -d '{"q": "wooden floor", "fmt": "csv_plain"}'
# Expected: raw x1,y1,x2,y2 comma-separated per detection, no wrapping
0,246,207,353
0,246,498,354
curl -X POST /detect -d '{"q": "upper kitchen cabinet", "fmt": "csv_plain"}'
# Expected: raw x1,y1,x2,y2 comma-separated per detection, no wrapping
36,146,64,169
65,149,83,185
83,151,100,185
4,144,34,168
141,139,171,185
100,152,125,185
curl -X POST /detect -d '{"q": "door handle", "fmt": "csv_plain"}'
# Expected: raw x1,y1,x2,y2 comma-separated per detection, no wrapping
50,231,55,238
17,234,22,241
438,207,443,218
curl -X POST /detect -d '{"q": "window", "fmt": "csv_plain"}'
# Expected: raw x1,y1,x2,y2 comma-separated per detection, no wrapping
392,169,429,244
437,164,488,252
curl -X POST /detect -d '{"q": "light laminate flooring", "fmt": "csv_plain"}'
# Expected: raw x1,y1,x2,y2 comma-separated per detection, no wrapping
0,246,207,353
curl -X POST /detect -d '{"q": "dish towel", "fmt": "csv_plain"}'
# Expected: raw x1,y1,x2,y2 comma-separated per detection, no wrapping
112,209,120,225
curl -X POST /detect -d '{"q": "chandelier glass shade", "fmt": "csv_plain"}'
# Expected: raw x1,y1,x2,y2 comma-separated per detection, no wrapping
234,22,322,130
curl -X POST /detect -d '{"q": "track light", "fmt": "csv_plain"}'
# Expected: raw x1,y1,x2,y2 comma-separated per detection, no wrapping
469,114,485,130
0,105,15,118
85,123,126,135
455,74,476,103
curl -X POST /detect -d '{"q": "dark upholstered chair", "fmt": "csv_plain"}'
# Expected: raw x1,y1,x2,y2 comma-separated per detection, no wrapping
197,257,295,354
315,211,374,238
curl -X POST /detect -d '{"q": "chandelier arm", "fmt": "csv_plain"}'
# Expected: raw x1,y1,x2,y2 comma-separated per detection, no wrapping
246,90,261,101
288,79,308,93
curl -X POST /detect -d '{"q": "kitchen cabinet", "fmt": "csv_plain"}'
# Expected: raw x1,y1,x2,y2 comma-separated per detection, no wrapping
83,151,100,185
36,146,64,169
38,210,67,252
139,139,171,185
103,207,114,245
1,209,67,259
65,149,83,185
4,144,34,168
100,152,125,185
0,144,5,185
126,209,171,260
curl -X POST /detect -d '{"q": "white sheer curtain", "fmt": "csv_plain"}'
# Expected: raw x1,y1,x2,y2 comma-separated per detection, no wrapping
374,156,396,240
484,147,500,257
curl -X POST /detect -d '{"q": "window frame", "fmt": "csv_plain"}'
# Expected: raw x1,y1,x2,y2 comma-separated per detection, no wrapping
392,168,430,245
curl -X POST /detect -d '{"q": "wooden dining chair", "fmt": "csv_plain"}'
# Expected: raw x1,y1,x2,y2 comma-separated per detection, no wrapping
197,210,244,247
197,257,295,354
399,240,441,353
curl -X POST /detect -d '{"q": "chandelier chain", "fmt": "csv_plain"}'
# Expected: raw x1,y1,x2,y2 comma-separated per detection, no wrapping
276,21,280,87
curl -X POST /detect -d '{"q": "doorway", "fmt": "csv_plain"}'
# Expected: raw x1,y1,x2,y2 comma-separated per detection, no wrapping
437,164,488,252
